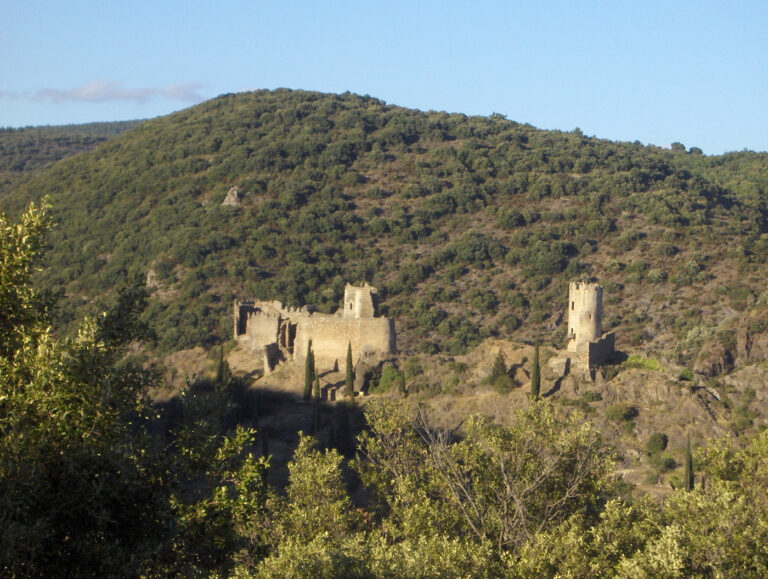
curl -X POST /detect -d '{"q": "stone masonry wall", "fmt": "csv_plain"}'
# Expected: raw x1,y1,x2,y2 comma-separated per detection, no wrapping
294,315,395,371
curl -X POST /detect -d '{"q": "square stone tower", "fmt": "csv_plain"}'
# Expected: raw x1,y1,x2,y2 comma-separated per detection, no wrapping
342,283,377,319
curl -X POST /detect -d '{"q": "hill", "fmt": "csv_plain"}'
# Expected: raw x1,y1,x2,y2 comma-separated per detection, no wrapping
0,120,142,196
3,89,768,374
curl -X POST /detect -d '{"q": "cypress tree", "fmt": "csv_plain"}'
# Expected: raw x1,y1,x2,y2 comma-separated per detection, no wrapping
313,371,320,400
684,433,694,491
530,342,541,400
345,342,354,398
303,339,314,401
215,344,230,386
397,371,407,397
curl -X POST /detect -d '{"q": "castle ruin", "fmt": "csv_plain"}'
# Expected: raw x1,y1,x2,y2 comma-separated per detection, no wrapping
566,281,615,374
234,283,395,375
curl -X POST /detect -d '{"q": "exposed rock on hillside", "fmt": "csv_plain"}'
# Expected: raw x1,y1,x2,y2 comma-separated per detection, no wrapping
694,341,734,377
221,185,243,207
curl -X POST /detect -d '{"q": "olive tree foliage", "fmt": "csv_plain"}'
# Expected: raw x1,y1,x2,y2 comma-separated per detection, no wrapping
277,433,360,544
512,429,768,577
0,202,166,574
355,400,615,555
0,202,271,576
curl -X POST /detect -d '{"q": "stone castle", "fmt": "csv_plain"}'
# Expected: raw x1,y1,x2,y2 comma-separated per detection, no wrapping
234,283,395,374
566,281,615,373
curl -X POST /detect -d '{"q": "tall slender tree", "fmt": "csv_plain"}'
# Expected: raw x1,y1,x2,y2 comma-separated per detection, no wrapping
215,344,230,386
684,433,694,491
397,371,407,398
345,342,354,398
530,342,541,400
303,339,314,401
313,371,320,401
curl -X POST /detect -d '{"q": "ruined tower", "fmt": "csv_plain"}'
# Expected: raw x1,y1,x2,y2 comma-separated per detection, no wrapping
567,282,603,349
566,281,614,374
342,283,377,319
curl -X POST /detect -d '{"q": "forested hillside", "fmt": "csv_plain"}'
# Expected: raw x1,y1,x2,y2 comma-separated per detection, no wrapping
4,90,768,368
0,120,141,195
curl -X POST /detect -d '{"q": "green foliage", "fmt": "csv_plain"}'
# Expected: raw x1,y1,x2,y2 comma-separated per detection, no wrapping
373,364,402,394
489,350,514,393
277,434,359,544
646,432,669,454
403,355,423,379
356,400,615,556
606,403,639,422
581,390,603,402
623,355,662,371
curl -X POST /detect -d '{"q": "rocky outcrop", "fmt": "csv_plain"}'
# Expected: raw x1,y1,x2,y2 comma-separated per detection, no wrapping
735,324,768,365
222,186,244,207
694,341,734,377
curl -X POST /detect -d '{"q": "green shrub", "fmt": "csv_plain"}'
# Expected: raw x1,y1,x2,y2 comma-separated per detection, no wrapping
581,391,602,402
369,365,400,394
645,432,668,454
623,355,662,371
606,403,638,422
649,452,677,473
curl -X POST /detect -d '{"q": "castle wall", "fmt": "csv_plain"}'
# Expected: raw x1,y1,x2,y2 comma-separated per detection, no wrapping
294,315,394,371
588,332,615,367
244,312,280,346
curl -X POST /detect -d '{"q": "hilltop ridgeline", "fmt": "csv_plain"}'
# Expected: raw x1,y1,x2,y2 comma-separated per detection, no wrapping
3,89,768,370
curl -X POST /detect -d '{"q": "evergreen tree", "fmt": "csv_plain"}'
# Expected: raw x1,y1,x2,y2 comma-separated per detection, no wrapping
490,350,513,393
314,371,321,400
530,343,541,400
491,350,507,382
345,342,354,398
398,371,407,397
303,339,314,401
215,344,230,386
684,433,694,491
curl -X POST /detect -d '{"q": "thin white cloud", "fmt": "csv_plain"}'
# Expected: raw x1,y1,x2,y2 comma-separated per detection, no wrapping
33,80,206,104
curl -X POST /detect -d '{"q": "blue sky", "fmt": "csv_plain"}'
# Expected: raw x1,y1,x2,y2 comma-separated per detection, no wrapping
3,1,767,154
